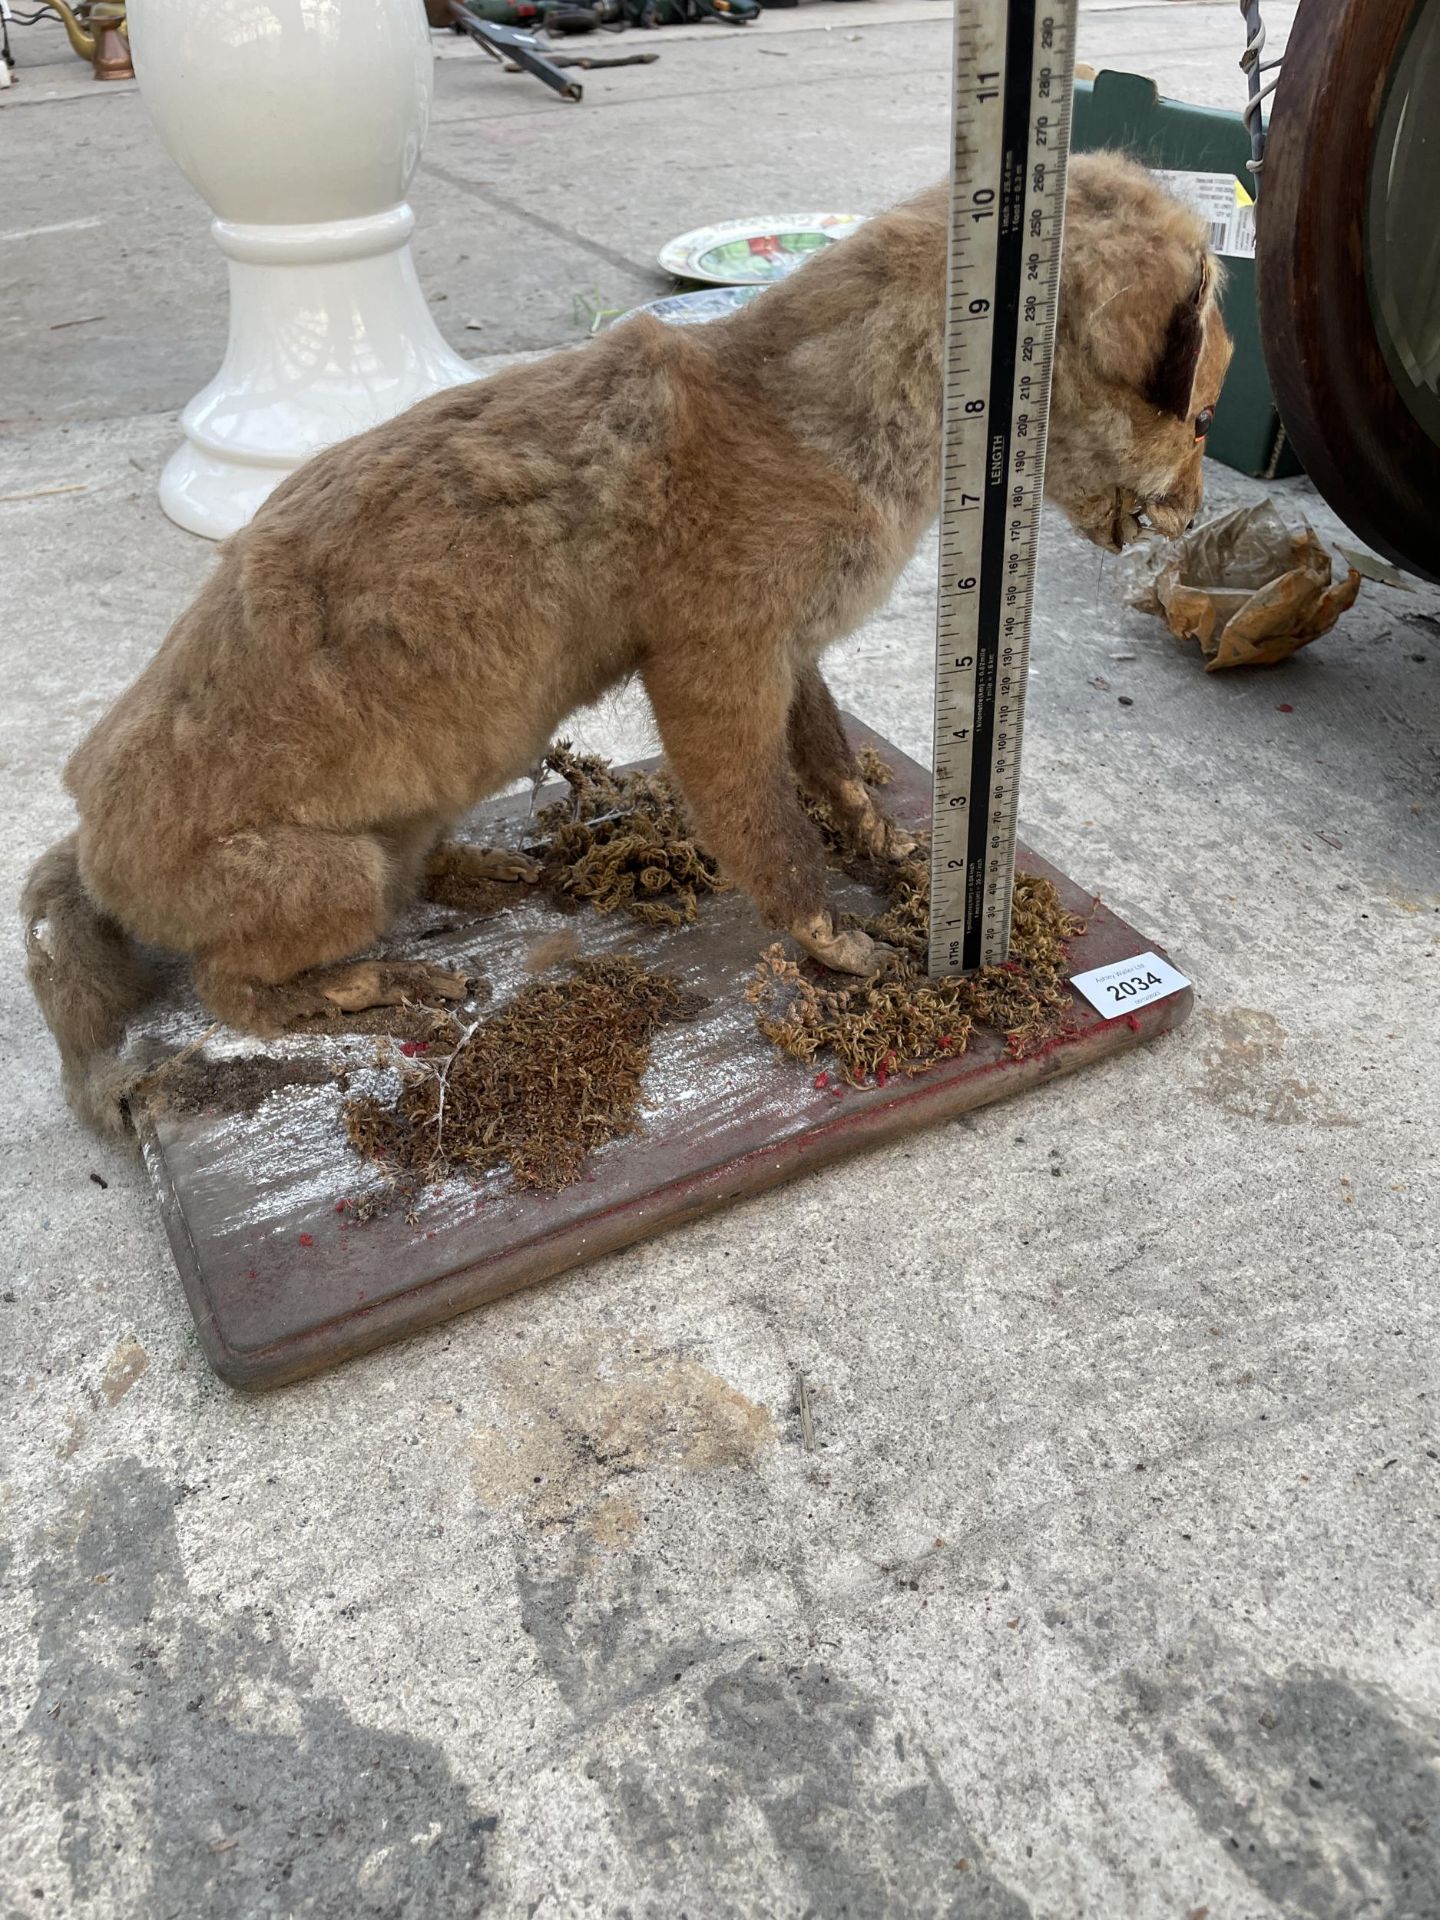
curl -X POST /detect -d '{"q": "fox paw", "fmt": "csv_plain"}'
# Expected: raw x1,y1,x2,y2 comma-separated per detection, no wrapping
792,913,890,977
320,961,472,1014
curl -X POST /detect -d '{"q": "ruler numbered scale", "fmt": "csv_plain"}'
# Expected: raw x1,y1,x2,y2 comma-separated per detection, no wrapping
927,0,1079,976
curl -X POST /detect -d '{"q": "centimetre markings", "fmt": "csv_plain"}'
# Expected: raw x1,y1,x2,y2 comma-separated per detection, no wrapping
927,0,1078,975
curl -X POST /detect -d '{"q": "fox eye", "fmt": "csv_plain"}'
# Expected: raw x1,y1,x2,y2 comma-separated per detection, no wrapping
1195,406,1215,439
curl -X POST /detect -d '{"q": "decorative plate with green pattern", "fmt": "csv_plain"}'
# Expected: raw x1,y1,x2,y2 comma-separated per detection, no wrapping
624,286,766,327
658,213,867,286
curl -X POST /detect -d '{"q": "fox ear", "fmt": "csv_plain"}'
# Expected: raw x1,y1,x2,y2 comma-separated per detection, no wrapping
1144,257,1211,420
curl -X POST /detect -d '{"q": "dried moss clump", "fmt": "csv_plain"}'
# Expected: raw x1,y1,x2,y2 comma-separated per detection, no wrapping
856,745,894,788
748,867,1084,1086
537,745,726,928
344,955,705,1193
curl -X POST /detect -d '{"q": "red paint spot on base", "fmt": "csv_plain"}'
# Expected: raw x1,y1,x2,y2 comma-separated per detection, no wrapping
297,1233,313,1247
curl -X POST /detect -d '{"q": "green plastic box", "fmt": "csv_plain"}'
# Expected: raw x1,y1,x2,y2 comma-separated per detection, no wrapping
1071,68,1300,480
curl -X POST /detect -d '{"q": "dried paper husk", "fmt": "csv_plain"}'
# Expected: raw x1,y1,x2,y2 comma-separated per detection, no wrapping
1120,501,1361,670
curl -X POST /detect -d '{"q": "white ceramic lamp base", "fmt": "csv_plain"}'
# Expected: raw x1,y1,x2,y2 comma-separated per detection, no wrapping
129,0,476,541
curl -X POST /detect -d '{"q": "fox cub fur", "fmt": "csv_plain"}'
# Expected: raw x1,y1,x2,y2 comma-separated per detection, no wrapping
25,153,1230,1135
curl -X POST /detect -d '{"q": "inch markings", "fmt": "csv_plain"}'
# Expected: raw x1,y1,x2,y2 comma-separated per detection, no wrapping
927,0,1078,975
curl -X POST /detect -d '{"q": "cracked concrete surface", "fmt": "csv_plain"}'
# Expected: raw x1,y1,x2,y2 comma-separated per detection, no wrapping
1,4,1436,1917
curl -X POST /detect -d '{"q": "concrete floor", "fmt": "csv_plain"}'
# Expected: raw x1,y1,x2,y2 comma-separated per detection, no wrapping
2,5,1437,1917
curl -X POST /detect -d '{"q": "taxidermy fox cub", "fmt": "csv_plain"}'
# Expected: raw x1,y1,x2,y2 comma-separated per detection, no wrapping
25,153,1230,1135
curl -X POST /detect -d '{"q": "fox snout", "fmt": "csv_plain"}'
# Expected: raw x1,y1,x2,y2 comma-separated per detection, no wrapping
1143,466,1205,540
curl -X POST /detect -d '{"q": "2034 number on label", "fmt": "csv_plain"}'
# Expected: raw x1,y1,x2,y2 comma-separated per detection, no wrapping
1106,971,1163,1003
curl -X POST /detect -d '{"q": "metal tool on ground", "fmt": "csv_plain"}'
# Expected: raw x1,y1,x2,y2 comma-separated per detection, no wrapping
547,45,659,68
442,0,663,94
441,0,585,98
928,0,1079,975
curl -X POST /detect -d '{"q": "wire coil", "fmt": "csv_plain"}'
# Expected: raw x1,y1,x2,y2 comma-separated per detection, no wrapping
1239,0,1283,184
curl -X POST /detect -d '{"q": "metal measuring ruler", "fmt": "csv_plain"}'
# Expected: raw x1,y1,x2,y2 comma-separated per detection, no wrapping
927,0,1079,976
